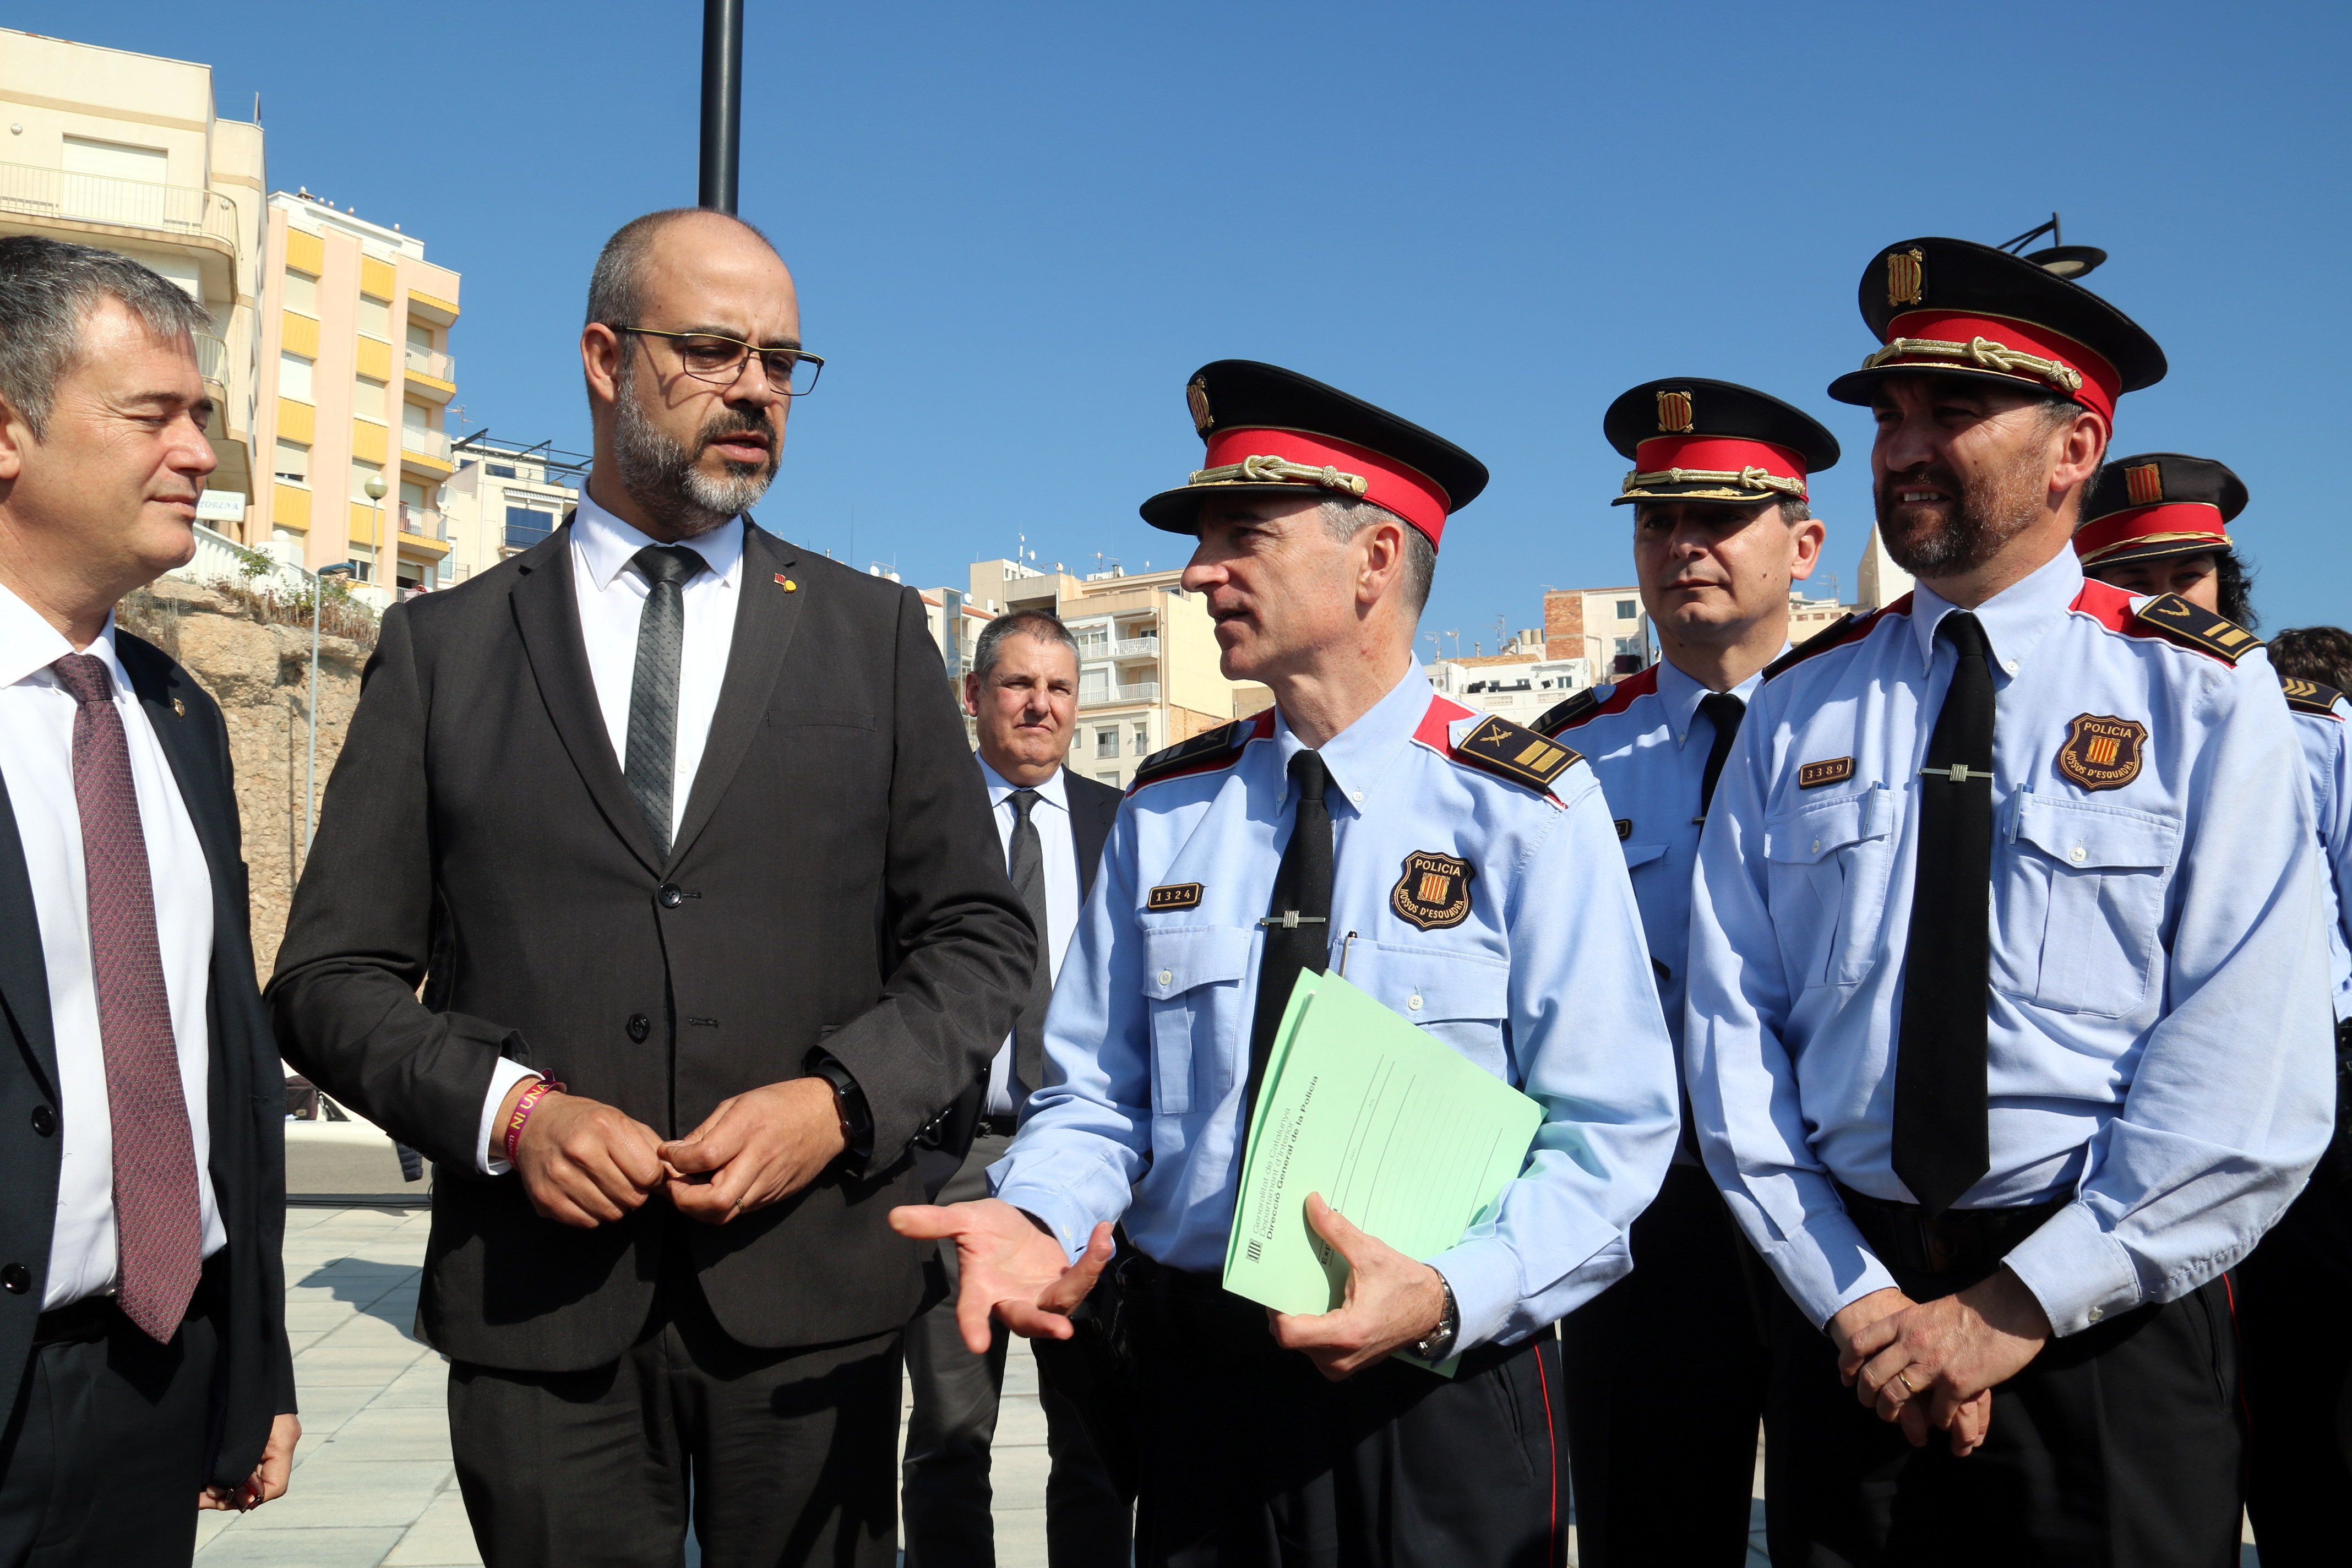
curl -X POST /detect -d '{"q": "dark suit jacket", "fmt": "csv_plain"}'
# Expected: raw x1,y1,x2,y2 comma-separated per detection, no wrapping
0,634,292,1487
1063,770,1121,904
268,521,1035,1373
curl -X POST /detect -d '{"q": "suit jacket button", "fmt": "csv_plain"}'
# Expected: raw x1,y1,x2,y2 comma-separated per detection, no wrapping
658,883,684,909
2,1264,29,1294
627,1014,652,1043
29,1107,54,1137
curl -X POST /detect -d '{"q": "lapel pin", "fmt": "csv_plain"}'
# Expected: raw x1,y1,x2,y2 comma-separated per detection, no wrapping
775,574,797,592
171,698,186,717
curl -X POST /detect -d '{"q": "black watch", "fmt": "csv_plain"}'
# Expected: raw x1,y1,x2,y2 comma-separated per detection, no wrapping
1411,1274,1459,1363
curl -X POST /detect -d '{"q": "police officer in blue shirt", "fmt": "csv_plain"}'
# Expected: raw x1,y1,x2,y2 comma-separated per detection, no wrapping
1684,238,2335,1566
1538,378,1834,1567
894,361,1680,1567
2076,459,2352,1565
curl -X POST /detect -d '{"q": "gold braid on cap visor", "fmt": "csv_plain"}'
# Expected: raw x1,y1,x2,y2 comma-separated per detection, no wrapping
1860,334,2084,395
1620,465,1806,499
1186,454,1371,497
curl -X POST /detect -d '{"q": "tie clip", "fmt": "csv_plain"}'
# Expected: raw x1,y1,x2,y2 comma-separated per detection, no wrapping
1919,764,1988,782
1259,912,1328,929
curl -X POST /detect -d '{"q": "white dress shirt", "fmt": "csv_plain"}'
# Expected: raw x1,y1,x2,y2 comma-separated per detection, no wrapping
0,583,226,1309
475,484,747,1170
978,758,1081,1115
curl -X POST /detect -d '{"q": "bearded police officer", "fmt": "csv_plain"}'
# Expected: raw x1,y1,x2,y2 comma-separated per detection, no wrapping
1538,379,1835,1566
1684,238,2334,1565
895,361,1680,1567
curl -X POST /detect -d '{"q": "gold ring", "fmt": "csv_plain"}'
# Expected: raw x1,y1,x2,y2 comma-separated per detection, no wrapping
1894,1371,1917,1397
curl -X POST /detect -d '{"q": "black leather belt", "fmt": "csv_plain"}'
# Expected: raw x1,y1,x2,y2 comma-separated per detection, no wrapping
978,1113,1019,1139
32,1293,119,1346
1836,1182,2069,1281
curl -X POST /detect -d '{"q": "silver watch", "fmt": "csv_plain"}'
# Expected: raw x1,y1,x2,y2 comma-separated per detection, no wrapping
1411,1275,1459,1362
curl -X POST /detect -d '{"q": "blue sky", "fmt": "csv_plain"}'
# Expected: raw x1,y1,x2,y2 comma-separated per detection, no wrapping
25,1,2352,643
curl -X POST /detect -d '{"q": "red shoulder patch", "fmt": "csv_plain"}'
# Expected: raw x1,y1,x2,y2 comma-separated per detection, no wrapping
1413,694,1479,753
2067,577,2138,631
1763,595,1910,682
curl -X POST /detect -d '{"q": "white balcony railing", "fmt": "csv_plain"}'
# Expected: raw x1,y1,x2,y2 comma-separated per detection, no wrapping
400,426,453,462
404,345,456,382
193,332,228,389
1081,682,1158,708
0,162,238,249
397,504,445,541
1110,636,1161,660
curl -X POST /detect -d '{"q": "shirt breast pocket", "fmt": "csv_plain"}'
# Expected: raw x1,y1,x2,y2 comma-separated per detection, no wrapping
1763,785,1896,990
1998,794,2179,1017
1140,926,1253,1115
1622,841,1668,878
1348,945,1513,1079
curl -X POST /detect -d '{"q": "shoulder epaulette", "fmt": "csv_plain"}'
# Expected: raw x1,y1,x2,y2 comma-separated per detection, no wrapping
2282,676,2347,717
1763,597,1905,682
2129,594,2260,665
1452,712,1582,794
1534,688,1600,736
1127,710,1267,793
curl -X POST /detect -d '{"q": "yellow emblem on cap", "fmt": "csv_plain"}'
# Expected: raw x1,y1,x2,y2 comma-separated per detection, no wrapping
1186,375,1213,435
2124,462,2164,507
1656,389,1695,434
1887,247,1925,308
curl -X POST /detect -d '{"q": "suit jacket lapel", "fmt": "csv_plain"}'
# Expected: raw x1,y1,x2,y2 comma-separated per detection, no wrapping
1072,782,1115,902
667,521,805,868
122,641,238,900
0,767,57,1098
509,521,663,875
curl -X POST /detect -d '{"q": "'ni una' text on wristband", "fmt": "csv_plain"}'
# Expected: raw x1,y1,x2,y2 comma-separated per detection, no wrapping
502,1079,567,1168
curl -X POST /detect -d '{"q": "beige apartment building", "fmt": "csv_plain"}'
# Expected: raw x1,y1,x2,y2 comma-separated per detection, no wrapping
437,435,585,586
0,30,266,514
247,190,461,594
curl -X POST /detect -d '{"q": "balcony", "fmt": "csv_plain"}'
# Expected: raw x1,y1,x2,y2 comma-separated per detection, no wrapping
1109,635,1161,660
0,163,239,298
404,345,457,386
399,425,456,477
193,333,228,395
1081,682,1159,709
397,504,445,541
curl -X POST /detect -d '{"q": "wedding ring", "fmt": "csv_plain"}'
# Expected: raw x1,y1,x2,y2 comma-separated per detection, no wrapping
1893,1371,1917,1397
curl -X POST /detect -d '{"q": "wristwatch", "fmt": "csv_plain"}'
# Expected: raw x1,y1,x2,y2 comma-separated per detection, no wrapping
1411,1273,1459,1363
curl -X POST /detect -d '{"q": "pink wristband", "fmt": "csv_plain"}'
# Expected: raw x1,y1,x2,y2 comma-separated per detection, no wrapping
502,1078,565,1167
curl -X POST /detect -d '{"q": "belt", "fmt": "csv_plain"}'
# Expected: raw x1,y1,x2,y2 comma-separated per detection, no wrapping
1835,1182,2069,1282
32,1293,119,1347
978,1112,1019,1139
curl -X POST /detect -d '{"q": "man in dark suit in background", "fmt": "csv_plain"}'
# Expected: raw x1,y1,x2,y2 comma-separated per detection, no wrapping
903,609,1129,1567
268,209,1033,1567
0,236,295,1564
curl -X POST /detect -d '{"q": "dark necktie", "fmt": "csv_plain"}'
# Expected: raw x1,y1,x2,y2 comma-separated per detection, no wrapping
1243,752,1335,1145
1006,788,1051,1095
1695,692,1747,821
1893,611,1997,1217
52,654,201,1342
624,545,703,861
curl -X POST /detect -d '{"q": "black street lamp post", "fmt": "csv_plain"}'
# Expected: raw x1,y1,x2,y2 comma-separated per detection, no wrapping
700,0,744,213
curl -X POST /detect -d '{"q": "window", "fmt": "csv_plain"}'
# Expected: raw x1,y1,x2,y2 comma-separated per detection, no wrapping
278,352,314,402
405,322,434,352
399,481,428,509
348,543,375,583
352,376,386,421
273,439,309,484
282,270,318,315
1616,600,1637,620
487,463,516,479
402,401,429,435
357,295,391,339
1096,728,1118,759
1097,771,1120,786
349,459,383,504
1132,722,1150,755
1079,669,1108,704
505,504,556,549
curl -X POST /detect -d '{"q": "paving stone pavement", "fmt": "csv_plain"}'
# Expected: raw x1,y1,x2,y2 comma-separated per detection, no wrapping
194,1205,2258,1567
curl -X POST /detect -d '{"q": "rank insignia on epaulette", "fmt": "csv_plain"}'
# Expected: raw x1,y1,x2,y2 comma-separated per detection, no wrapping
1455,714,1580,792
1129,720,1245,789
1765,613,1864,682
2283,678,2346,717
1391,851,1474,932
2133,594,2259,665
1535,688,1600,736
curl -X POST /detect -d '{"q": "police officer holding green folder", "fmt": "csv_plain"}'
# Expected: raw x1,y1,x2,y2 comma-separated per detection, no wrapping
893,361,1680,1566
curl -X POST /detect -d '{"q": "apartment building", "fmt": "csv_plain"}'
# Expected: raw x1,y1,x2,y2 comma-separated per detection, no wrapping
1542,586,1652,679
0,30,266,515
1427,651,1594,726
250,190,462,594
438,435,586,585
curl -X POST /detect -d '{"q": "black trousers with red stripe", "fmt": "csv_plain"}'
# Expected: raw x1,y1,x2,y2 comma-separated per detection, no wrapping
1127,1264,1565,1568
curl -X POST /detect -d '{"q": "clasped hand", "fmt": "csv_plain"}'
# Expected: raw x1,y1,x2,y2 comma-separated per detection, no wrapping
1828,1267,2053,1456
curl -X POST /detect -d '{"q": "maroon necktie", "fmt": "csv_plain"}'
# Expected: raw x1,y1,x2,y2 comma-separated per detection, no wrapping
52,654,201,1342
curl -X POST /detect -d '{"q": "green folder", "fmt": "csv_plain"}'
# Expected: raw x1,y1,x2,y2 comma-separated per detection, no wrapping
1221,968,1544,1374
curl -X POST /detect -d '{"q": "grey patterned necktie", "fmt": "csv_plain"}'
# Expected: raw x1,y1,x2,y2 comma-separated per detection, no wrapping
1007,789,1051,1095
52,654,202,1342
624,545,704,860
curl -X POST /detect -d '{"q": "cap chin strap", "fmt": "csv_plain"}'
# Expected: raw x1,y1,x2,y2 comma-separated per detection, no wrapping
1861,334,2084,396
1620,464,1805,499
1187,454,1371,497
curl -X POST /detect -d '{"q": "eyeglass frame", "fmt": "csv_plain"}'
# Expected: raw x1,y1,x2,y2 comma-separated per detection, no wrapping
612,325,825,396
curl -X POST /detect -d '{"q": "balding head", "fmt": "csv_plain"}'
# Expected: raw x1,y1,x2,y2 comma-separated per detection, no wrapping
586,208,785,329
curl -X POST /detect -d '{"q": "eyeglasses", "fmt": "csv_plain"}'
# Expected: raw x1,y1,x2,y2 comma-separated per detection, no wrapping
617,327,824,396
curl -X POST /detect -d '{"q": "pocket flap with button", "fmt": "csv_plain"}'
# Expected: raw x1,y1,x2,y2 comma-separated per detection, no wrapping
1141,925,1254,999
1763,786,1891,865
2013,794,2178,872
1347,944,1511,1022
1621,841,1668,870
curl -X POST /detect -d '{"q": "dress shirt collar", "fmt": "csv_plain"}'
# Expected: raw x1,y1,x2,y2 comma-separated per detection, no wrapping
0,580,129,695
978,755,1069,815
571,478,744,594
1272,658,1430,813
1653,652,1777,749
1908,543,2083,677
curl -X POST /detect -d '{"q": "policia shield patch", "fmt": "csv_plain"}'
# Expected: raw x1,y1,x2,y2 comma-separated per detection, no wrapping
2056,713,2147,792
1391,851,1475,931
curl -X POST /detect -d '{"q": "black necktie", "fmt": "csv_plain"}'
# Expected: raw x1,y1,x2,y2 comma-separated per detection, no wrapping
1007,788,1051,1095
1696,692,1747,821
1243,752,1335,1145
1893,611,1997,1217
624,545,702,861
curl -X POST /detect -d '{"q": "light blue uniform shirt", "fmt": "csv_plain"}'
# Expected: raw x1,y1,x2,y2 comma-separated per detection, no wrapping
992,661,1681,1352
1684,547,2334,1337
2288,694,2352,1021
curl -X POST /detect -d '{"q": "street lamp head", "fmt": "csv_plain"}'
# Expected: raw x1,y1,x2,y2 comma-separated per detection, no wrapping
364,476,388,500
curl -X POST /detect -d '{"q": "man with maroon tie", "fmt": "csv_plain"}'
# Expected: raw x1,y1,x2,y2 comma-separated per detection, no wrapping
0,236,296,1563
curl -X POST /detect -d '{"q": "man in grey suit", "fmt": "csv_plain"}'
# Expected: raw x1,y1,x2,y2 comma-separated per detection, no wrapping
268,210,1033,1567
902,609,1130,1567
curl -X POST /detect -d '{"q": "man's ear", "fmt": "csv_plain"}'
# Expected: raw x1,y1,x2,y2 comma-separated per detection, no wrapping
1789,515,1827,581
961,670,983,717
0,390,30,483
581,324,624,410
2052,407,2109,497
1354,516,1408,608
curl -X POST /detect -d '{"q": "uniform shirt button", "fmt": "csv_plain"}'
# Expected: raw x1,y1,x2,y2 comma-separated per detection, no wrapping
2086,1305,2103,1323
29,1106,54,1137
2070,846,2087,863
1,1264,29,1295
627,1014,652,1043
657,883,685,909
1811,839,1821,854
1407,994,1424,1012
2005,659,2019,674
1352,791,1364,804
1157,969,1173,987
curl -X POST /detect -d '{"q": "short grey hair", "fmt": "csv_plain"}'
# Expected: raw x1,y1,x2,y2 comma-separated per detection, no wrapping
973,608,1079,679
1319,498,1437,616
585,208,779,328
0,235,211,439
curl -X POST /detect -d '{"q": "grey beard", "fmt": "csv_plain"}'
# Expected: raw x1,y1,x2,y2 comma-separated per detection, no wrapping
1877,456,2045,578
611,366,776,538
